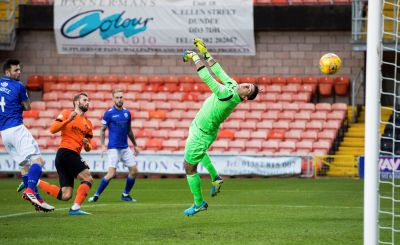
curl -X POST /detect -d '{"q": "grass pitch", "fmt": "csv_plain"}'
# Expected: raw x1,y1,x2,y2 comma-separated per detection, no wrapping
0,177,364,245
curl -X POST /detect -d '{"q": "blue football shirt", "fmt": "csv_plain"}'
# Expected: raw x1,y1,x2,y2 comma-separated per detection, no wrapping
0,76,29,131
102,106,131,149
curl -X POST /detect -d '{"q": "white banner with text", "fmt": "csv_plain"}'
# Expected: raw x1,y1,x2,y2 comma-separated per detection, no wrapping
0,153,301,176
54,0,255,55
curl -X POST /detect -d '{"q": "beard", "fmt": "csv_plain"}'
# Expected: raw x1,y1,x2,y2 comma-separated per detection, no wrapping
115,101,123,108
78,103,89,112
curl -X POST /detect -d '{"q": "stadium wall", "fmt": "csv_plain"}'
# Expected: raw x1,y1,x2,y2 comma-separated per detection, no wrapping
0,30,364,83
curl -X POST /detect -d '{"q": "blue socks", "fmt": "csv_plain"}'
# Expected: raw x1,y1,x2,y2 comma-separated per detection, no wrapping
95,177,110,196
22,174,28,188
27,163,42,190
123,176,135,195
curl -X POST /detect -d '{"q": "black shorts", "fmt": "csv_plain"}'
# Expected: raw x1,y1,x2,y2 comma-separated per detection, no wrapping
55,148,89,188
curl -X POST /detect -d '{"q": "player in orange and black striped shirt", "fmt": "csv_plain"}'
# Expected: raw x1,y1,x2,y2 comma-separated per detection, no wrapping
37,92,94,215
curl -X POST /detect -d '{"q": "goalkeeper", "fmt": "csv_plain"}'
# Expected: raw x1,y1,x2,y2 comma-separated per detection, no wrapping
182,38,259,216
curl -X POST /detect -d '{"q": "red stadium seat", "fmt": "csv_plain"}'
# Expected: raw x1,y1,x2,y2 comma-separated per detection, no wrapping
313,140,332,153
257,76,271,85
289,121,307,130
31,101,46,110
318,130,337,143
315,103,332,112
168,130,187,139
305,120,324,131
149,111,167,120
261,140,279,152
239,121,257,130
265,102,283,112
235,130,252,140
23,110,39,118
331,103,347,111
163,139,181,151
133,76,148,83
245,140,263,152
280,93,293,103
283,84,301,93
27,75,43,91
179,76,195,83
293,111,311,121
145,138,163,150
310,111,328,122
39,110,56,118
302,77,318,93
89,75,104,84
228,140,245,151
296,140,313,152
58,75,73,83
256,120,274,129
326,111,346,121
218,129,235,140
271,76,286,85
153,130,169,139
292,92,311,102
72,75,88,83
264,93,278,102
96,84,112,92
286,77,302,84
283,103,300,112
299,103,315,112
222,120,241,130
181,92,198,101
318,77,334,96
301,131,318,140
148,76,165,84
324,120,342,130
268,129,286,140
262,111,279,121
285,130,302,140
278,141,296,152
211,140,229,152
250,130,268,139
278,111,295,121
266,84,282,93
159,120,176,130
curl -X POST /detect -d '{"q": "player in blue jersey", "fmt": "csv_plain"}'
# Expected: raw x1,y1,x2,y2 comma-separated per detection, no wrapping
0,59,54,212
89,88,140,203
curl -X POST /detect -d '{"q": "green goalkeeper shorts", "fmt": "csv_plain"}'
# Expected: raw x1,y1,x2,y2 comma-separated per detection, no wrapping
184,121,218,165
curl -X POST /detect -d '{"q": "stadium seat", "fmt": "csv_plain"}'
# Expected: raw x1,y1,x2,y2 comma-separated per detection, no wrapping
268,129,286,140
31,101,46,110
264,93,278,102
245,140,263,152
230,110,246,121
72,75,88,83
283,84,301,93
318,130,337,143
310,111,328,122
280,93,293,103
27,75,43,91
218,129,235,140
326,111,346,121
266,84,282,93
140,102,157,111
239,121,257,130
292,92,311,102
299,84,315,93
315,103,332,112
334,76,350,96
250,130,268,139
148,76,165,84
312,140,331,153
296,140,313,153
58,75,73,83
211,140,229,152
293,111,311,121
231,130,249,141
318,77,334,96
135,129,153,138
265,102,283,112
286,77,302,84
324,120,342,130
278,111,295,121
86,110,103,119
96,84,112,92
261,140,279,152
299,103,315,112
135,111,149,120
285,130,302,140
262,111,279,121
228,140,246,151
331,103,347,111
192,84,208,93
159,120,176,130
133,76,148,83
145,138,163,150
23,110,39,118
181,110,197,120
39,110,56,118
305,120,324,131
289,121,306,130
149,110,167,120
256,120,274,129
92,101,109,110
175,120,191,129
250,103,267,111
168,130,187,139
271,76,286,85
222,120,241,130
89,75,104,84
301,131,318,140
181,92,198,101
257,76,271,85
278,141,296,152
283,103,300,112
179,76,195,83
162,139,181,151
168,110,182,120
246,111,262,121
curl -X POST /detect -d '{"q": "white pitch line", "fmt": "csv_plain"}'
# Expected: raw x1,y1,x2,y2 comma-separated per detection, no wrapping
0,203,362,219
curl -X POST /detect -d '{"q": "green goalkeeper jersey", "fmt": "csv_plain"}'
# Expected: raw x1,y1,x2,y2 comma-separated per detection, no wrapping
193,63,242,133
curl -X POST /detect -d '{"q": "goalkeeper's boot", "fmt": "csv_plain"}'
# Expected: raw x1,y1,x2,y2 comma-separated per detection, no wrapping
182,50,200,63
69,209,91,215
17,181,26,193
184,201,208,216
211,175,224,197
193,38,211,60
88,195,99,203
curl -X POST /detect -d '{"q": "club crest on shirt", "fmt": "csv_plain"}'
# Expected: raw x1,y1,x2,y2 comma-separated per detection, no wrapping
1,82,8,87
124,112,128,118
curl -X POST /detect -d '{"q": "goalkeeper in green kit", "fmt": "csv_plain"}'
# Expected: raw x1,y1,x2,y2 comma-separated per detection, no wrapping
182,38,259,216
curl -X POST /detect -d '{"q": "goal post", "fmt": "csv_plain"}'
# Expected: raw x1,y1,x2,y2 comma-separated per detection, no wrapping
364,0,382,244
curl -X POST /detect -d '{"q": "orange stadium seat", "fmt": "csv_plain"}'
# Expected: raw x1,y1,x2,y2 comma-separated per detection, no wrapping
218,129,235,140
302,77,318,93
58,75,73,83
135,129,153,138
168,130,186,139
23,110,39,118
149,111,166,120
148,76,165,84
133,76,149,84
331,103,347,111
268,129,285,140
181,92,198,101
145,138,163,150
